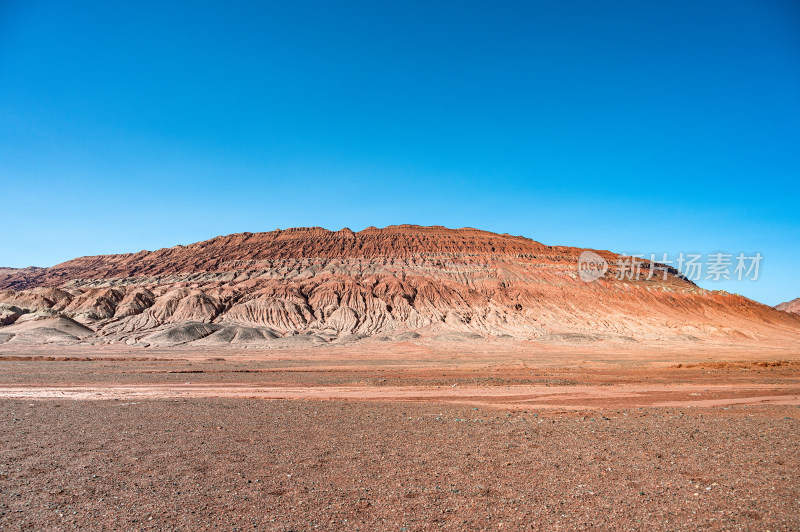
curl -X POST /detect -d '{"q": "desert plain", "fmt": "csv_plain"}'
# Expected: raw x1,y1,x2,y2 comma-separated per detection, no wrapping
1,339,798,530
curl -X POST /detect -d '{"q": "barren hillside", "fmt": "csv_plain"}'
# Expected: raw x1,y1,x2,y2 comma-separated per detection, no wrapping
0,225,798,348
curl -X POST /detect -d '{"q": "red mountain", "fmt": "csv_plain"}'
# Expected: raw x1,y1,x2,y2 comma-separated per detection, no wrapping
1,225,798,348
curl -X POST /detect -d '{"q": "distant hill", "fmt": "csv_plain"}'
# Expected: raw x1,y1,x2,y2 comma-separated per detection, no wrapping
776,298,800,315
0,225,798,348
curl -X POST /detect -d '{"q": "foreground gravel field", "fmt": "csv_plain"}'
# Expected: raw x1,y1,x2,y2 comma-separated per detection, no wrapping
1,399,797,530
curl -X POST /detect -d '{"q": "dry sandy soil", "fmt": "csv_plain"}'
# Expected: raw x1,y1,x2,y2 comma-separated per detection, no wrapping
0,342,798,530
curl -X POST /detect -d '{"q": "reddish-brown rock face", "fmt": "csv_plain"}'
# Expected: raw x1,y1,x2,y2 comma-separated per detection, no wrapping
776,298,800,315
0,225,798,347
0,226,578,287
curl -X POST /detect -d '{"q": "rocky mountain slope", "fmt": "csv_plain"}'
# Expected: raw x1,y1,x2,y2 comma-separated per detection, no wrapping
1,225,798,347
776,298,800,316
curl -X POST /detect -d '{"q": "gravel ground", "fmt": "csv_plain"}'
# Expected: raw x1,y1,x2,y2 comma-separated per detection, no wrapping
1,399,797,530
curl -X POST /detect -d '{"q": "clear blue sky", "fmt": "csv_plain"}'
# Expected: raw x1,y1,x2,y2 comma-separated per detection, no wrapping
1,1,798,305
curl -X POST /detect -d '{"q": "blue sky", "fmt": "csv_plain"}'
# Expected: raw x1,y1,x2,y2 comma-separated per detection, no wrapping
1,1,798,305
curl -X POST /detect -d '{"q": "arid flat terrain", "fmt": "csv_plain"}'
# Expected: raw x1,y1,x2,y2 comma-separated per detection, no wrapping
1,343,798,530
